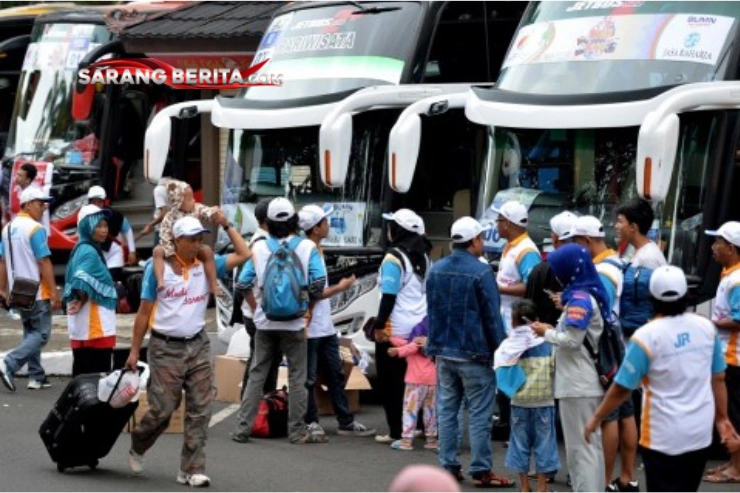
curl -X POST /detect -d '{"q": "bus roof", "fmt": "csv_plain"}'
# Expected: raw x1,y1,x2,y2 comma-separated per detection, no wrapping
0,3,76,22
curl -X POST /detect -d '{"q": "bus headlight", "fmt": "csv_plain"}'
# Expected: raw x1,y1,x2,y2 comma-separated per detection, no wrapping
330,275,376,315
52,196,88,220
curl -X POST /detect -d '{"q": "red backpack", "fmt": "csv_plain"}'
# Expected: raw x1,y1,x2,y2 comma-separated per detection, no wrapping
251,387,289,438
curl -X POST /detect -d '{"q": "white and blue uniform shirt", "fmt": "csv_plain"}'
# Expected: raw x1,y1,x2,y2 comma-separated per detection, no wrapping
378,249,428,339
0,213,53,300
497,233,540,333
593,249,623,316
711,263,740,366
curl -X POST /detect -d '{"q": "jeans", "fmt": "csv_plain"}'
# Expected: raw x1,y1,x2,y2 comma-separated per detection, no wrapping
305,334,353,426
437,358,496,476
505,406,561,474
5,300,51,380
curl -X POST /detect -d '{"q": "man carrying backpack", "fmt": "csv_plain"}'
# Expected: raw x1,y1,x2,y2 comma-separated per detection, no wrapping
572,216,638,492
232,198,328,445
298,204,376,438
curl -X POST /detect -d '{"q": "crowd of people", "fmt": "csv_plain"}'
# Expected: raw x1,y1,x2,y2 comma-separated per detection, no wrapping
0,164,739,491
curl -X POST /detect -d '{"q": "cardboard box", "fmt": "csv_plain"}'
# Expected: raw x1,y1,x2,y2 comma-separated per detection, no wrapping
214,355,248,403
277,364,372,416
125,390,185,434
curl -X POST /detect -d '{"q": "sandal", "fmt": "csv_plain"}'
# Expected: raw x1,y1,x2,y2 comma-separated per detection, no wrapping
703,469,740,483
473,471,516,488
390,439,414,451
705,462,731,476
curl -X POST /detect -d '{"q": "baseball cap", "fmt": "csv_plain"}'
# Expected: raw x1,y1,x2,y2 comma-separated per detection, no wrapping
173,216,210,238
299,204,334,231
549,211,578,240
382,209,425,235
572,215,606,238
87,186,107,200
20,187,52,205
492,200,528,227
267,197,295,222
649,265,687,302
705,221,740,248
77,204,112,225
450,217,491,243
254,198,272,223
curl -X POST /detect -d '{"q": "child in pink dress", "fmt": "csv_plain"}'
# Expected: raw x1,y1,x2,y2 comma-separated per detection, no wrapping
387,316,437,451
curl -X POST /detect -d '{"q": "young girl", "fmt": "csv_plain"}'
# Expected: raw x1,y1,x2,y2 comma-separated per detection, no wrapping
387,316,438,451
152,180,221,295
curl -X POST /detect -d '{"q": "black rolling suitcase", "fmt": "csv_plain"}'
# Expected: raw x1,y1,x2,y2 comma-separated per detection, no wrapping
39,371,139,472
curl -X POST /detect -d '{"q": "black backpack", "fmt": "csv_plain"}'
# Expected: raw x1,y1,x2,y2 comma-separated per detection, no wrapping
584,316,626,390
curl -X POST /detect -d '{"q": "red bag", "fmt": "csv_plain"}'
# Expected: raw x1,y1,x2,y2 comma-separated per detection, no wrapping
251,387,288,438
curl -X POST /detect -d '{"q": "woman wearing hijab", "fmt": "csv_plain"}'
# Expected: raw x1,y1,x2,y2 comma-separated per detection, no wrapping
373,209,431,444
64,204,118,376
531,243,608,492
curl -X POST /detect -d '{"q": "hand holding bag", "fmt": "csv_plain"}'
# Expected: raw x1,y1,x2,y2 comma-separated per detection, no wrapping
4,222,40,310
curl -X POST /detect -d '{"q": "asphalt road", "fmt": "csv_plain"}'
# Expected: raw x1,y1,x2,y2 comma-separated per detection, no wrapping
0,335,737,492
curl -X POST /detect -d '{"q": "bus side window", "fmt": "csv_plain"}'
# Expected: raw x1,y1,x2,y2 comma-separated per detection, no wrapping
422,2,488,83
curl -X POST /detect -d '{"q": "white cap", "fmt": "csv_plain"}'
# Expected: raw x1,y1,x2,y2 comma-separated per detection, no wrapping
77,204,111,225
20,187,52,205
267,197,295,222
705,221,740,248
649,265,687,302
87,186,107,200
572,215,606,238
549,211,578,240
173,216,210,238
450,217,491,243
299,204,334,231
382,209,425,235
492,200,528,227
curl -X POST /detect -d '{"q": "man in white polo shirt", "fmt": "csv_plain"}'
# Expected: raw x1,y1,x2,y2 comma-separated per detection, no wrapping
585,266,738,492
0,187,60,392
705,221,740,483
125,215,250,487
494,200,541,334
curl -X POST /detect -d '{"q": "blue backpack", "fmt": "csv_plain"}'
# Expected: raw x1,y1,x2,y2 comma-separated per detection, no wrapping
616,261,654,338
261,236,310,321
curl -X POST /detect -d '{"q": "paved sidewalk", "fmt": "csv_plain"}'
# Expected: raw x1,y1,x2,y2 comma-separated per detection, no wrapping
0,307,218,352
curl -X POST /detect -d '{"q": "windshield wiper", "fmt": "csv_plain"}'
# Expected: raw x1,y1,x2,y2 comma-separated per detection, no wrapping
346,1,401,14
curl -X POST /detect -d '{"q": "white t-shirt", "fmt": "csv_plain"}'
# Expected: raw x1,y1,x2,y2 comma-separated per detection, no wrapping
307,252,335,339
630,241,667,269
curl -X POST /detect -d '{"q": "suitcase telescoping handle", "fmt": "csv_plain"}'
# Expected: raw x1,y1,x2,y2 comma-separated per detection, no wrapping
105,365,146,405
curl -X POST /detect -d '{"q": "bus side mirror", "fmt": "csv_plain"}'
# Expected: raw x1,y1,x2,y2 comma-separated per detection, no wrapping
319,113,352,188
637,112,679,202
72,84,95,121
144,111,172,183
388,113,421,193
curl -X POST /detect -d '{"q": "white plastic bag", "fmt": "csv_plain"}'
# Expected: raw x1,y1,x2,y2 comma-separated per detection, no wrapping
98,369,140,408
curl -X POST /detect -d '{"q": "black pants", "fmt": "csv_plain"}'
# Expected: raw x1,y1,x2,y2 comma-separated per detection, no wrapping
640,446,709,492
72,347,113,377
240,318,281,398
375,340,407,439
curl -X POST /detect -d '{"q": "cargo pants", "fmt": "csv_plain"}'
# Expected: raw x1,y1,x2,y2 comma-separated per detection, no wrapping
131,330,213,475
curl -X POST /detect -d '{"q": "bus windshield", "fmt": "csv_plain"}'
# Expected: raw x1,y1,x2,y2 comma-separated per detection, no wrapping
238,2,423,101
222,110,398,248
477,114,725,278
498,1,740,94
5,23,112,163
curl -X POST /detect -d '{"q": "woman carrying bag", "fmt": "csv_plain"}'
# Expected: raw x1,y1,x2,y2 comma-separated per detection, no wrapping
64,204,118,376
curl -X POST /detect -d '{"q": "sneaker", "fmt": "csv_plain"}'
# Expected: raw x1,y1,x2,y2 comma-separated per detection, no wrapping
176,471,211,487
231,433,250,444
337,421,376,437
27,378,52,390
128,450,144,474
375,434,394,443
291,431,328,444
307,422,326,436
0,359,15,392
8,309,20,321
